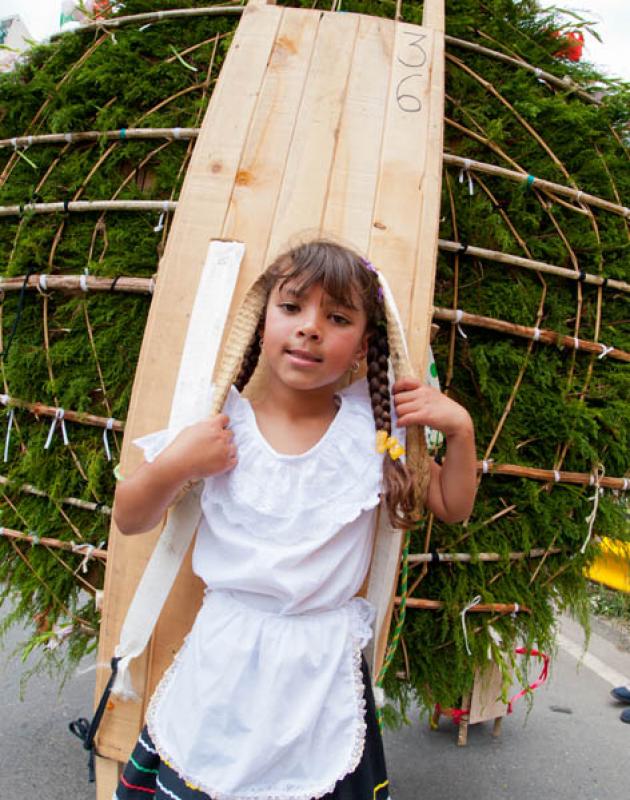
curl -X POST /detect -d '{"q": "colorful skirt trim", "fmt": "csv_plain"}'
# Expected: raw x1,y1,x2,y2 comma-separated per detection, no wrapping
114,657,389,800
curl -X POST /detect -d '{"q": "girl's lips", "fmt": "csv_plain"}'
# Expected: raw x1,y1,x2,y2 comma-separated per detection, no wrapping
285,348,322,364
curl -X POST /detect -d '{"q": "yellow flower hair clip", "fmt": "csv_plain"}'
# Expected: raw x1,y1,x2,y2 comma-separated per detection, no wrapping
376,429,405,461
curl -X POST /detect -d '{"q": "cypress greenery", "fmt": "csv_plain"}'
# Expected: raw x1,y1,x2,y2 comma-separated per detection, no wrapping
0,0,628,720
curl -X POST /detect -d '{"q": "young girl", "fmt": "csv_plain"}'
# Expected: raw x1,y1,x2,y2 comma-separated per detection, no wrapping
113,239,477,800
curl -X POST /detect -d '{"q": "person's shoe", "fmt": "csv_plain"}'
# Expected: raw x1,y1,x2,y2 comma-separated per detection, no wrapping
611,686,630,704
621,708,630,724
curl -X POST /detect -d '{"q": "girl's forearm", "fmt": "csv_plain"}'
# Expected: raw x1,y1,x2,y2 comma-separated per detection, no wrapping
427,422,477,523
113,456,190,535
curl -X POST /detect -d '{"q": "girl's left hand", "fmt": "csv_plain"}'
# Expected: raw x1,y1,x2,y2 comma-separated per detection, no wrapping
392,377,472,438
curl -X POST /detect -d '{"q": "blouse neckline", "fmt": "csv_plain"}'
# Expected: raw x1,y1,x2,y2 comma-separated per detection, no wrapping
241,393,346,461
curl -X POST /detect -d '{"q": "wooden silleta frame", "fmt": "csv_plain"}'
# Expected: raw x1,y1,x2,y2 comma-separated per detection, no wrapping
95,0,445,794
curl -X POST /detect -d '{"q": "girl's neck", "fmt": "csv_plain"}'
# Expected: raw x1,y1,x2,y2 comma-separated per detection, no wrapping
254,378,339,422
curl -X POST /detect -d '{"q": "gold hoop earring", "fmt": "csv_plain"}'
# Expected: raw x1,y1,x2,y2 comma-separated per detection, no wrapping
351,360,360,373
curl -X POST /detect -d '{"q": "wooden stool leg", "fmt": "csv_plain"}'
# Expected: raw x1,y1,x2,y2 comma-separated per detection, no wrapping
96,756,121,800
430,705,441,730
457,692,471,747
492,716,503,738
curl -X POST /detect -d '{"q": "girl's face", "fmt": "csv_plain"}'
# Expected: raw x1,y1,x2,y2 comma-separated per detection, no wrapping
262,279,368,394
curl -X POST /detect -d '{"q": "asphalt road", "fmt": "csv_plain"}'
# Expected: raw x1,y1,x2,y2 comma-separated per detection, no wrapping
1,609,628,800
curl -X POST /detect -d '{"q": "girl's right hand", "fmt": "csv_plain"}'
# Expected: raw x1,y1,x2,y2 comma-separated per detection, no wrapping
159,414,237,483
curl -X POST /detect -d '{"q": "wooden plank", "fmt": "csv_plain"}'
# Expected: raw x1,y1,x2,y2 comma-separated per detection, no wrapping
366,19,444,678
322,13,393,247
469,661,507,724
268,9,359,256
95,2,283,766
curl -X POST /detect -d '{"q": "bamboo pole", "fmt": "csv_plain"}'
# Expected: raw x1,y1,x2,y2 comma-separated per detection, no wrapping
0,526,108,560
0,474,112,515
438,239,629,293
50,6,245,40
0,129,199,149
444,154,630,219
444,35,598,105
433,307,630,363
396,598,531,614
0,200,177,218
0,394,124,431
475,461,629,491
408,547,563,564
0,274,154,295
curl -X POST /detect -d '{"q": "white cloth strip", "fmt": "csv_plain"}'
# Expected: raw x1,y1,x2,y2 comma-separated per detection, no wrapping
103,418,114,462
573,337,580,351
79,273,89,292
3,407,14,463
111,241,244,700
581,467,604,554
39,274,48,291
553,470,561,483
533,327,541,341
461,595,482,656
153,211,165,233
0,394,8,405
44,408,69,449
598,344,613,359
511,602,520,618
65,132,73,143
173,127,181,139
162,200,170,212
454,309,468,339
482,459,490,474
576,190,584,203
622,479,629,491
11,138,17,149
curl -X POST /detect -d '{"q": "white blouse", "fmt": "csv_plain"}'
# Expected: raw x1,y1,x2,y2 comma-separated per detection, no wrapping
132,380,385,800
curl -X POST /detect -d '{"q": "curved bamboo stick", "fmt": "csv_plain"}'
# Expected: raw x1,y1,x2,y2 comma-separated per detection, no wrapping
50,5,244,40
444,154,630,218
433,307,630,363
0,474,111,514
0,526,108,560
438,239,629,293
444,35,598,105
396,598,531,614
0,395,124,431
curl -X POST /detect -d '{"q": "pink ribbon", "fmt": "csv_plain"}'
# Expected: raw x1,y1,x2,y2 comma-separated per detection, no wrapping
507,647,550,713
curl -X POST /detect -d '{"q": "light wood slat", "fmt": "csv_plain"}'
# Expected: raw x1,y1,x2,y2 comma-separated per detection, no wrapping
268,10,360,256
366,22,444,678
95,3,283,768
322,14,393,248
145,5,323,702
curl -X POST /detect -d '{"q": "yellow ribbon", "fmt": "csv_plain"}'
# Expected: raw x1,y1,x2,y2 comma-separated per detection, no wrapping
376,429,405,460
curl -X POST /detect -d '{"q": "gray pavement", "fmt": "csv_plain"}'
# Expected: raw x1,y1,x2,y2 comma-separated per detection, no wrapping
1,607,628,800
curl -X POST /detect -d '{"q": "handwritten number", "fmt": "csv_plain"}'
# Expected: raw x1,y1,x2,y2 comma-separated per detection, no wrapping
396,74,423,113
397,32,427,68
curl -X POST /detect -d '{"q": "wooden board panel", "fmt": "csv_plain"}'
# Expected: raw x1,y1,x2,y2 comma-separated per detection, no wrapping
96,3,445,787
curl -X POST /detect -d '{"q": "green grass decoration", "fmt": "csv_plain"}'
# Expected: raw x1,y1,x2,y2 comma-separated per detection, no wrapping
0,0,628,721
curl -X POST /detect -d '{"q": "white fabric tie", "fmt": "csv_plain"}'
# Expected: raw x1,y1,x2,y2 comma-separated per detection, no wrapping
103,418,115,461
581,466,604,554
573,337,580,351
39,274,48,291
44,408,69,449
4,407,14,462
461,595,482,656
553,470,561,483
65,132,73,143
598,344,613,360
459,159,474,195
482,459,490,474
533,327,541,342
80,272,89,292
455,309,468,339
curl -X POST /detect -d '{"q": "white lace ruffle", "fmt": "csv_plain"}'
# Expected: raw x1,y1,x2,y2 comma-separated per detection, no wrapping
145,596,373,800
201,384,382,543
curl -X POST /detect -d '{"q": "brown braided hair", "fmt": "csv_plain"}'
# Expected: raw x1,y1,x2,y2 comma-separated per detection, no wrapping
234,239,418,529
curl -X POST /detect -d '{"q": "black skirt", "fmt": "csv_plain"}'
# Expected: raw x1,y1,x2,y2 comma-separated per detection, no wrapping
114,657,389,800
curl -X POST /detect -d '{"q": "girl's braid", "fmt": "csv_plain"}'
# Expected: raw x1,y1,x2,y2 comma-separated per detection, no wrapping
367,325,391,436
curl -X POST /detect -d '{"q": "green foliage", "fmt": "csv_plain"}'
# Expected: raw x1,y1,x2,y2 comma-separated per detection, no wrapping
0,0,628,725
